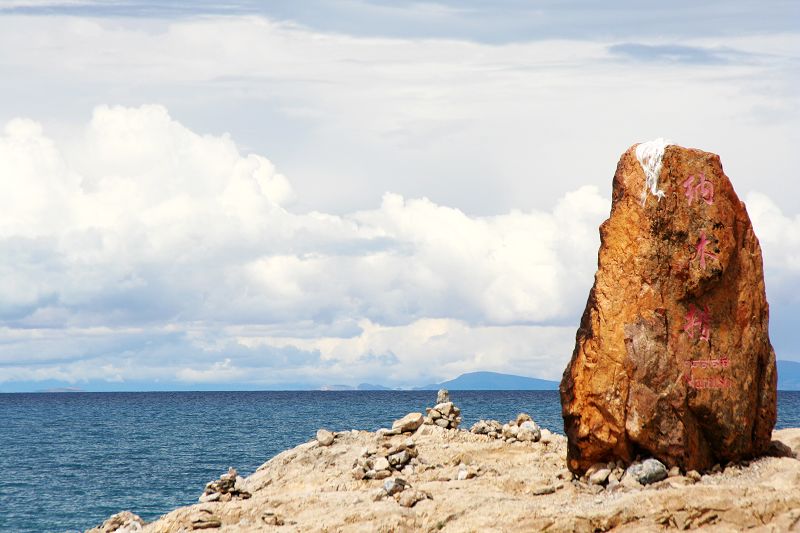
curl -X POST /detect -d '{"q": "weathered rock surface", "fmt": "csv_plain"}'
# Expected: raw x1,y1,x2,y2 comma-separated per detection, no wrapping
561,141,777,474
87,428,800,532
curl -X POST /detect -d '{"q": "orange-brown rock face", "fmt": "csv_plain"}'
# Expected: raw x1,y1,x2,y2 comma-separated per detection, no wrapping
560,142,777,475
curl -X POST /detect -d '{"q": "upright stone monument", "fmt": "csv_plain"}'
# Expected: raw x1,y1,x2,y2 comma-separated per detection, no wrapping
560,140,777,474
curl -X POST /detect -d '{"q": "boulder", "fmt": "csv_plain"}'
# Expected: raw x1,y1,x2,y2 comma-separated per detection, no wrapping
392,412,424,433
560,141,777,474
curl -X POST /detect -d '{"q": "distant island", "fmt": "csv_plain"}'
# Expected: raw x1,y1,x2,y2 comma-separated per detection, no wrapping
415,371,559,391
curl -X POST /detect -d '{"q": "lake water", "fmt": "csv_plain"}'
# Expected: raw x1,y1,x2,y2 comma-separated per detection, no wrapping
1,390,798,532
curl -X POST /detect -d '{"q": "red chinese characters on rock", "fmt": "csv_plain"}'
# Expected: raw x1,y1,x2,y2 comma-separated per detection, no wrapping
693,231,718,270
683,172,714,205
683,303,711,342
682,303,729,390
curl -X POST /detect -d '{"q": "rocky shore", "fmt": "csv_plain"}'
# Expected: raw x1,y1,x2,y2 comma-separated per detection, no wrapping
89,393,800,532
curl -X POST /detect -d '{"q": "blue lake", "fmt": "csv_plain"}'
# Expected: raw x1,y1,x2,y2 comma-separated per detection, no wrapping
1,390,798,532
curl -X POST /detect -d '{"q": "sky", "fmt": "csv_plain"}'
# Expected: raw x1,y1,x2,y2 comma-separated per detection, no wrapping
0,1,798,391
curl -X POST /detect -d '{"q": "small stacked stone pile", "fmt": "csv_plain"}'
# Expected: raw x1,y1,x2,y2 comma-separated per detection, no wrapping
199,467,251,503
372,477,431,508
422,389,462,429
471,413,541,443
352,438,420,480
581,458,670,490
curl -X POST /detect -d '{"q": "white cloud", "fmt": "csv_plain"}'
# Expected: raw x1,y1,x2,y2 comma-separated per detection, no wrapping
0,15,795,217
747,191,800,274
0,105,610,387
0,3,798,387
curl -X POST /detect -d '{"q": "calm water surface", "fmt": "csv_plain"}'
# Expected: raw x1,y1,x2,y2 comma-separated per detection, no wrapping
1,390,798,532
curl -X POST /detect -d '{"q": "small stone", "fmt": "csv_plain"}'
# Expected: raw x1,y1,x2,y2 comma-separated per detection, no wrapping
668,466,681,478
383,477,408,496
316,429,335,446
396,488,430,508
371,488,386,501
198,492,221,503
388,450,411,467
392,412,424,433
428,409,442,420
374,469,391,480
373,457,390,471
261,512,284,526
588,468,611,485
532,485,556,496
351,467,366,480
436,389,450,404
377,428,401,437
434,402,454,416
620,471,642,489
686,470,702,482
434,418,449,428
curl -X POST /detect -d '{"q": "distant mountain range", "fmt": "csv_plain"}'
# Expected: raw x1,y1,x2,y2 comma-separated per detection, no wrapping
317,361,800,391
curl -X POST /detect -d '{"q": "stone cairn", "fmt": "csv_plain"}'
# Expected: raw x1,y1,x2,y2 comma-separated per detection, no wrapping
422,389,462,429
352,437,420,480
199,467,251,503
470,413,542,443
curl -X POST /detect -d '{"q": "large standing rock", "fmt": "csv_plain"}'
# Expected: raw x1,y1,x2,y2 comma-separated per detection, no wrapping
560,140,776,475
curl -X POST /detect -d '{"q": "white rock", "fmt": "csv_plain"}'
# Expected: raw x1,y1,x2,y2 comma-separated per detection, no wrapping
316,429,335,446
373,457,390,471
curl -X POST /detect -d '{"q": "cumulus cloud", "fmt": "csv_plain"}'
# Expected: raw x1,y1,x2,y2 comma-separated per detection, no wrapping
0,105,613,388
0,15,796,218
